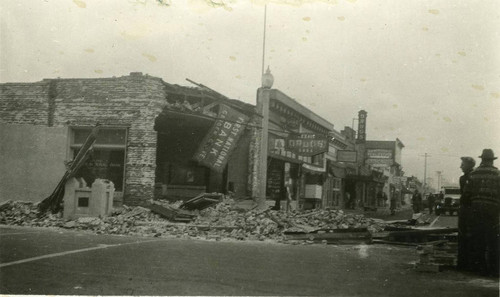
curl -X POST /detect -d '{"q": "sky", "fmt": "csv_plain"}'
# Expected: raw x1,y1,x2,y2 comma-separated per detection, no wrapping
1,0,499,187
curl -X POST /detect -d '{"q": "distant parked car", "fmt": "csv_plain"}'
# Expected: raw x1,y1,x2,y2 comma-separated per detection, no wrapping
435,187,460,216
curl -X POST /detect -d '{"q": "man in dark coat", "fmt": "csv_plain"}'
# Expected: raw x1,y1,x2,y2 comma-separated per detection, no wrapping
457,156,476,271
464,149,500,277
412,189,422,213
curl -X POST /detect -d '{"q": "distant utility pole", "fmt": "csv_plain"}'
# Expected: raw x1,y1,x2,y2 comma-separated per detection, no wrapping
421,153,430,193
436,171,442,191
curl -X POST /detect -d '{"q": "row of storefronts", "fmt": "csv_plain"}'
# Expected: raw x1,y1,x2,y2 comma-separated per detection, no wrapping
0,72,407,210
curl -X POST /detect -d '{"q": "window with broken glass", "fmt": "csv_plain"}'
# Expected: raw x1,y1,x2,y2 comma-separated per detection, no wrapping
70,128,127,192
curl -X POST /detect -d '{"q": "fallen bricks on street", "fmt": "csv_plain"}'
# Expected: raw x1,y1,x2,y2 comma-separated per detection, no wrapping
414,240,459,272
0,198,387,242
0,198,457,249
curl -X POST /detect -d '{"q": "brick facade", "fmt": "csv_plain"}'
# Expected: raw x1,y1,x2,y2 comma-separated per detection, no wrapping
0,82,51,125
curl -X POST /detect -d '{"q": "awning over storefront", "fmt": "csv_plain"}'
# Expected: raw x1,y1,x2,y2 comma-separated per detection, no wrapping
302,163,326,176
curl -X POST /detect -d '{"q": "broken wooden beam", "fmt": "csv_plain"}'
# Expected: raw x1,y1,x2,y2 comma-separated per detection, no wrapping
179,193,223,210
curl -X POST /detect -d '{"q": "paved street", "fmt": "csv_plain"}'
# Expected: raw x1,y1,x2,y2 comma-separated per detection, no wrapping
1,225,497,296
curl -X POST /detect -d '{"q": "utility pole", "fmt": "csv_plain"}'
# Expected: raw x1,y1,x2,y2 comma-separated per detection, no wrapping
436,171,442,192
421,153,430,194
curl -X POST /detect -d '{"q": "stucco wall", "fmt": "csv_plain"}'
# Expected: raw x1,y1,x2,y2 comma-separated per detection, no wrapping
0,123,67,202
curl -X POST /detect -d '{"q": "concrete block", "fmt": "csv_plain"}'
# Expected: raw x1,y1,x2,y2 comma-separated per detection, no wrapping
63,178,114,219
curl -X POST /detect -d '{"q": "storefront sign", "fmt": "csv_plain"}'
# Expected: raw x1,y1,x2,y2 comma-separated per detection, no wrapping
193,104,249,172
285,133,328,156
337,150,357,163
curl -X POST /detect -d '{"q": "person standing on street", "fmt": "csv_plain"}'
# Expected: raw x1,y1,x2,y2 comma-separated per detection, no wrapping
464,149,500,277
390,191,397,215
457,156,476,271
427,193,435,214
382,191,388,207
412,189,422,213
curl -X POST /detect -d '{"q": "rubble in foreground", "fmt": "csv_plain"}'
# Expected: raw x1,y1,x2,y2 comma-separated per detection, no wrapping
0,198,388,243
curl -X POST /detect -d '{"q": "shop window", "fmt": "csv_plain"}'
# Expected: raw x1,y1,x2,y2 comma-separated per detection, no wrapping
71,127,127,192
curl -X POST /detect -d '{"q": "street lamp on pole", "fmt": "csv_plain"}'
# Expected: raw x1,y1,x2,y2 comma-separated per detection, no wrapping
255,68,274,208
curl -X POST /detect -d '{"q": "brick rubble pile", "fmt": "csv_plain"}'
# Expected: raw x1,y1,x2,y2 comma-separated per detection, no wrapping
0,199,388,243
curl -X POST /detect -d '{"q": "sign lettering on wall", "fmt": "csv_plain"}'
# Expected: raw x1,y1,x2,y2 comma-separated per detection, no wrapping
337,150,357,163
193,104,249,172
366,148,393,166
285,133,328,156
366,158,393,166
367,149,393,159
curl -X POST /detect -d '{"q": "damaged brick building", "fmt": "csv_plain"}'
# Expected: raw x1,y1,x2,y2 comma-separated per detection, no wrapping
0,72,256,206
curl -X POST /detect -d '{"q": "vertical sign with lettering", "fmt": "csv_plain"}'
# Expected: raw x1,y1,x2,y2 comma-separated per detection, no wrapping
193,104,249,172
357,110,367,142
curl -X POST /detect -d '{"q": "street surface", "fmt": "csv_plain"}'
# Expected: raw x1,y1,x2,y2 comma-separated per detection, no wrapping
1,222,497,296
362,207,458,229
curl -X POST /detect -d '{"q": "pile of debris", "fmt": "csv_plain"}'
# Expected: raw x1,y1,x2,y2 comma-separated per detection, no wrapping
415,240,458,272
0,198,389,244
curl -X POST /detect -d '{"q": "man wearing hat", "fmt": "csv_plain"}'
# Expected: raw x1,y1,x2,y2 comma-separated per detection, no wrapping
464,149,500,276
457,156,476,270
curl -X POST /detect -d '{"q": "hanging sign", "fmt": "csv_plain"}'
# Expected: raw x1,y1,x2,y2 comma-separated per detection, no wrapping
285,133,328,156
193,104,249,172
